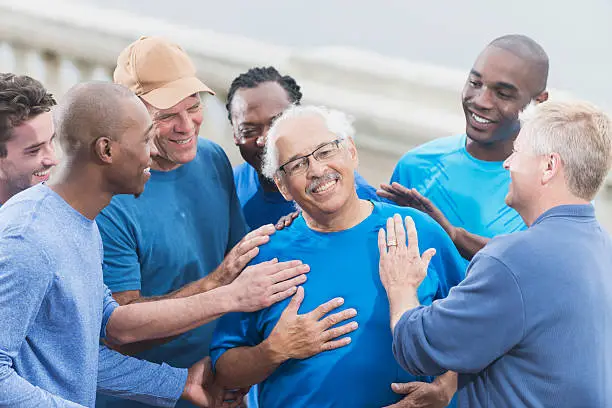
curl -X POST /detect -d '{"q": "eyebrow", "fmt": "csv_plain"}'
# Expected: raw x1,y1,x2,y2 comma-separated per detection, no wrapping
284,140,331,163
469,69,518,92
23,133,55,152
239,112,284,129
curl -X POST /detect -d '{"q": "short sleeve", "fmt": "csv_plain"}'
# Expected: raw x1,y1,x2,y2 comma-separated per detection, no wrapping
96,202,142,293
100,285,119,339
390,154,411,186
209,311,263,371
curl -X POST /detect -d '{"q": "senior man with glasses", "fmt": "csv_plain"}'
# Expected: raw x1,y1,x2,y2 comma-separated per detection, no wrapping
209,105,468,408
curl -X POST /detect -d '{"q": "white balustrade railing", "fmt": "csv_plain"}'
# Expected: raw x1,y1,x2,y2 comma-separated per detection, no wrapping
0,0,610,229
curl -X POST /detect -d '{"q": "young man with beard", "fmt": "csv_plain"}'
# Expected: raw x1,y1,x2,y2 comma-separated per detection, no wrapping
381,99,612,407
210,105,467,408
227,66,380,230
378,35,549,260
0,74,59,204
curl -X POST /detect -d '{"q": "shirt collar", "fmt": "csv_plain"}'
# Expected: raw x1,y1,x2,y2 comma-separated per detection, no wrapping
532,204,595,226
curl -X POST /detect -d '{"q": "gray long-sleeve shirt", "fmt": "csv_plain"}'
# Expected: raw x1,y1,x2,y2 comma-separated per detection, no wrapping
393,204,612,407
0,184,187,407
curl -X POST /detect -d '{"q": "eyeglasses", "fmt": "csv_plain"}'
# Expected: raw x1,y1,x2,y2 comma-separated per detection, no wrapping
278,139,343,176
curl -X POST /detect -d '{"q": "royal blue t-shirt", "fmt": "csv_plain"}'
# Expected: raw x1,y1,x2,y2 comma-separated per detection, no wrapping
234,162,381,230
95,139,248,408
391,134,525,238
210,201,467,408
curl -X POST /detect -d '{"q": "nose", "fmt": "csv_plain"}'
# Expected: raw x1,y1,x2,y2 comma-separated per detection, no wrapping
174,111,193,134
306,156,326,178
42,144,59,167
472,87,495,111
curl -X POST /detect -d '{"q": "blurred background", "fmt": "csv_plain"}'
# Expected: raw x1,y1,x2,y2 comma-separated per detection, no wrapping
1,0,610,231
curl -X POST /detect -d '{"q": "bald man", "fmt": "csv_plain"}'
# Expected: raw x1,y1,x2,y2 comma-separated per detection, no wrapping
0,82,306,407
378,34,550,261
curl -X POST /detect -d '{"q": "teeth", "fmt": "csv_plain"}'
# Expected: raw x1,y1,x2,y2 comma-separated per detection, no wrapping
313,180,336,193
173,138,192,145
471,113,492,124
33,169,51,177
144,167,150,174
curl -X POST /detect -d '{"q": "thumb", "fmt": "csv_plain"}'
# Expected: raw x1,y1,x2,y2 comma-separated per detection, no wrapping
422,248,436,268
285,285,304,313
391,382,420,395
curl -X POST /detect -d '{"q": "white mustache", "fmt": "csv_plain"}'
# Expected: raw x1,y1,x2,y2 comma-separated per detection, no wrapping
307,172,341,194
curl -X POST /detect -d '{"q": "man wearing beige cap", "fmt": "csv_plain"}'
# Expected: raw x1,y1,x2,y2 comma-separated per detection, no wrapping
94,36,283,408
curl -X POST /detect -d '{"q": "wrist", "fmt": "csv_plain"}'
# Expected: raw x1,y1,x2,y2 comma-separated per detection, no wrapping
261,335,289,365
387,286,420,331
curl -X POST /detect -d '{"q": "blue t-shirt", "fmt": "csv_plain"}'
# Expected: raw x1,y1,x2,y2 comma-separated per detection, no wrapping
96,139,248,408
392,205,612,407
234,162,382,230
210,201,467,408
0,184,187,407
391,134,525,238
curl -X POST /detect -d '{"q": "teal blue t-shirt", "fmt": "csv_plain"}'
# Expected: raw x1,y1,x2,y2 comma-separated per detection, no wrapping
210,201,467,408
95,138,248,408
391,134,526,238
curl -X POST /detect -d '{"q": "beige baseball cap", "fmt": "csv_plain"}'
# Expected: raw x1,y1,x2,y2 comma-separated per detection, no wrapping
114,36,215,109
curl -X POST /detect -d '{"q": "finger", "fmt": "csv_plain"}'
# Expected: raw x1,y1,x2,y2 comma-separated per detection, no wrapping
284,286,305,313
319,307,358,329
393,213,406,249
378,228,388,256
422,248,437,269
321,320,359,341
390,182,413,195
321,336,352,351
376,189,401,202
271,263,310,283
271,274,308,294
379,183,396,193
386,217,397,246
265,259,303,275
391,381,421,395
291,211,300,220
233,247,260,271
268,285,299,306
410,188,435,212
235,235,269,255
242,224,276,240
404,216,420,258
309,296,346,320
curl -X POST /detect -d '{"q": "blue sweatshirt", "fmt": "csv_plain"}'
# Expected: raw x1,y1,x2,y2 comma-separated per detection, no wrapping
393,204,612,407
0,184,187,407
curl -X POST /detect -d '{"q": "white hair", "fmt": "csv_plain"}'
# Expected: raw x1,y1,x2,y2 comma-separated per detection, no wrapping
261,105,356,179
519,99,612,200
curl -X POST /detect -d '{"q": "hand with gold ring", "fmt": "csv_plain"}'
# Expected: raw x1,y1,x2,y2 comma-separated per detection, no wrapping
385,216,398,248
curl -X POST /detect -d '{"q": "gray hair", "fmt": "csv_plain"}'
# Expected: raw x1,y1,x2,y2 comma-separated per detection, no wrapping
519,99,612,200
261,105,355,179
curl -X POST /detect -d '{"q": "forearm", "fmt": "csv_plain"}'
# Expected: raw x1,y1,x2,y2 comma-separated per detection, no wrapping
215,340,285,389
107,285,237,345
0,366,85,407
97,345,186,407
453,228,489,260
433,371,458,403
387,286,420,332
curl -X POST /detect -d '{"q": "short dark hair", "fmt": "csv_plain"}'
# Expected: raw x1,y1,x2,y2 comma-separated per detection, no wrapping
0,73,56,157
226,66,303,123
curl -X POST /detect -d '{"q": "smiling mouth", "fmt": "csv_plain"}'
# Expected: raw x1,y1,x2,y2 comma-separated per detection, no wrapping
33,168,52,178
311,179,338,194
470,112,496,125
171,137,193,145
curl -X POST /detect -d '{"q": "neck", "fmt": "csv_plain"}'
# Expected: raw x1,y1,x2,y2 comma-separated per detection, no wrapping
258,172,279,193
519,191,590,227
303,193,373,232
47,161,113,220
465,135,515,162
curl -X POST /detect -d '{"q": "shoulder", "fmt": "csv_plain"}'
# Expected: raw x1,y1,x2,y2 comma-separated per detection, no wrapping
197,138,231,164
396,134,465,167
476,229,535,275
373,201,438,229
96,195,139,233
249,219,309,264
